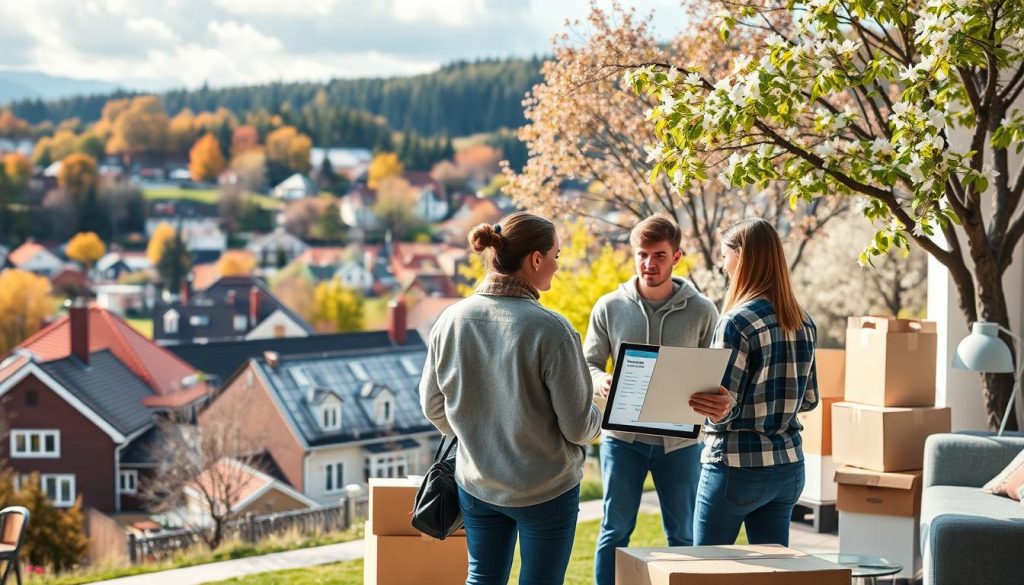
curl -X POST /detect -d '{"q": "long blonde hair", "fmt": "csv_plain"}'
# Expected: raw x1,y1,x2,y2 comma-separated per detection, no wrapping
721,218,804,332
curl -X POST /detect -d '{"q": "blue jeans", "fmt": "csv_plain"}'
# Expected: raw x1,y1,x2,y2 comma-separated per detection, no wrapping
594,438,701,585
693,460,805,546
458,484,579,585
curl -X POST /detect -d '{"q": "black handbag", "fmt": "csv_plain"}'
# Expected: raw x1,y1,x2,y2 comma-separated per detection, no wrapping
411,435,463,539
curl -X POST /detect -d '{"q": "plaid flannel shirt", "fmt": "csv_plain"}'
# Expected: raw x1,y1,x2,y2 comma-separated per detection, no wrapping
701,298,818,467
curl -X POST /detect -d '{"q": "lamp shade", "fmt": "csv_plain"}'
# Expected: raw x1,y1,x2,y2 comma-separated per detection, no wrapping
953,322,1015,373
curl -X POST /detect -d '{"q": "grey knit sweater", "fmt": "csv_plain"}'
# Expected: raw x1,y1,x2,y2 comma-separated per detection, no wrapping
419,273,602,507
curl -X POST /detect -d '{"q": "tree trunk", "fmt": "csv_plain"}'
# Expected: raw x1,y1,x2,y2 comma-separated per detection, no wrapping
971,248,1016,431
982,373,1018,431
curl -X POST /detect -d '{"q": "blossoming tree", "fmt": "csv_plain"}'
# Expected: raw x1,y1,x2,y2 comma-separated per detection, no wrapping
632,0,1024,428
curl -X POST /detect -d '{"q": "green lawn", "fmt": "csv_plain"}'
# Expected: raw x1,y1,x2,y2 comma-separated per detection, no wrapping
124,317,153,339
142,187,281,210
210,514,747,585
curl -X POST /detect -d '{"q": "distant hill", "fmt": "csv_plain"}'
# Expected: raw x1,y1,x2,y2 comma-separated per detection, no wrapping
6,58,545,139
0,70,121,104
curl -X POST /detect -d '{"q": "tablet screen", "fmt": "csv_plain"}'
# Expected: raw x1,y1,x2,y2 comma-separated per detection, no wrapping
601,344,701,438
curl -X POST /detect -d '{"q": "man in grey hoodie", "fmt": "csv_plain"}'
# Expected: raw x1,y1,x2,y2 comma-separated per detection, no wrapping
585,216,719,585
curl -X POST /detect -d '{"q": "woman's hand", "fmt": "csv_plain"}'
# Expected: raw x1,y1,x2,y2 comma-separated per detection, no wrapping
688,386,734,423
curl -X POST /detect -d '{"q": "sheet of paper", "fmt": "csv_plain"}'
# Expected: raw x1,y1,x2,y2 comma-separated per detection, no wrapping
636,346,731,425
606,348,701,434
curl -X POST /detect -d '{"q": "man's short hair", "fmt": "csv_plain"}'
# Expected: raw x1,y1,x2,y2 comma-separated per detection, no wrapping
629,215,682,252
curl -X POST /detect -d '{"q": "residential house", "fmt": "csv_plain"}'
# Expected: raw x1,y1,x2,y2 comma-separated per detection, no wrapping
247,228,310,269
95,251,151,283
334,261,375,294
153,276,315,345
309,148,372,182
273,174,318,200
50,267,90,299
169,328,422,388
94,283,154,317
406,171,449,223
0,138,33,156
179,458,317,529
437,195,505,244
7,240,63,276
0,244,10,269
338,187,380,232
0,305,211,513
145,201,226,264
199,303,438,506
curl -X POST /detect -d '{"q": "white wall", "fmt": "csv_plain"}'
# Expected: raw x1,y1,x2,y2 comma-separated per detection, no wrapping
931,103,1024,431
246,310,310,340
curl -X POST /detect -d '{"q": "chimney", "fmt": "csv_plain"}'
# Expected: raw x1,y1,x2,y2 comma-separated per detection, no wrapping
387,297,407,345
69,298,89,364
180,276,191,304
249,286,260,325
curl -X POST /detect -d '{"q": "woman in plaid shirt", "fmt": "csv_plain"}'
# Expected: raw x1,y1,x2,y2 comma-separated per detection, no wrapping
687,218,818,546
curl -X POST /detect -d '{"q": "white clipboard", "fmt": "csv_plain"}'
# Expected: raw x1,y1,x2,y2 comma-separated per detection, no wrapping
635,345,731,425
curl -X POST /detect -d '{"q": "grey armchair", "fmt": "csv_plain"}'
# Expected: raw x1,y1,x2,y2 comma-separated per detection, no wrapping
921,432,1024,585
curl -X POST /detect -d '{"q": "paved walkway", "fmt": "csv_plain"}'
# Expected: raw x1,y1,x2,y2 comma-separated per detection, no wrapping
94,492,837,584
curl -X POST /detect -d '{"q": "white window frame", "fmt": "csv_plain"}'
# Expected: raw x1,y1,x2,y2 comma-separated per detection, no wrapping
375,398,394,426
189,315,210,327
164,310,179,334
325,462,345,494
364,453,409,480
41,474,75,507
321,404,341,431
233,314,248,332
10,429,60,458
119,469,138,494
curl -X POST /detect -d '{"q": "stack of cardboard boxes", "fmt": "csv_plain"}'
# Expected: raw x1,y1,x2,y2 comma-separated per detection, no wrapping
796,348,846,531
831,317,952,580
364,478,467,585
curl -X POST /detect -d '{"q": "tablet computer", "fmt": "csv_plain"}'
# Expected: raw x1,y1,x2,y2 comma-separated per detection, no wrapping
600,342,702,439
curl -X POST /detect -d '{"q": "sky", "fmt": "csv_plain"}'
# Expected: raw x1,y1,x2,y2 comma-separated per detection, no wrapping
0,0,688,91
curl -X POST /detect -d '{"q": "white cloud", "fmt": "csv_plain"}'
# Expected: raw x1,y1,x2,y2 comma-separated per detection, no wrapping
215,0,337,17
207,20,283,52
126,17,176,42
391,0,486,28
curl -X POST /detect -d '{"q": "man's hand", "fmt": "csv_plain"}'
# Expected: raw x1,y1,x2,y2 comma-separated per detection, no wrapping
599,375,612,399
689,386,734,423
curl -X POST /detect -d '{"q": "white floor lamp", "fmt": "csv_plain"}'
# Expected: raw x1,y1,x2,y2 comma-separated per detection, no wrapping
954,321,1022,436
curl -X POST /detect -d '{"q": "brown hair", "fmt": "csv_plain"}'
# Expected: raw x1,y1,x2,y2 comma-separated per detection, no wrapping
468,211,556,275
630,215,682,252
721,218,804,331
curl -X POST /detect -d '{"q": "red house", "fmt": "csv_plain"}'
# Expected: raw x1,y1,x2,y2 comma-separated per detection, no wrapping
0,305,211,514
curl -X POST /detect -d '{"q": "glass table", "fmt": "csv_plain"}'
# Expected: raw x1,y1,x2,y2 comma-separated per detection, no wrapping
815,553,903,585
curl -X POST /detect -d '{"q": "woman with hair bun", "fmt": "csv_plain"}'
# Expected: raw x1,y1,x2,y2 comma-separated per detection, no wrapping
420,211,602,585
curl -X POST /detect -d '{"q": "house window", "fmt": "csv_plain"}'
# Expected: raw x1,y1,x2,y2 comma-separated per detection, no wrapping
363,454,408,481
321,405,341,431
376,399,394,426
273,324,286,337
189,315,210,327
164,311,179,334
325,462,344,494
233,315,248,332
41,474,75,507
11,430,60,458
119,470,138,494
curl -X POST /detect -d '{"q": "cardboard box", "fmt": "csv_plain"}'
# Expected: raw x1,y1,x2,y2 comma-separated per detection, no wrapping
801,454,838,503
615,544,851,585
815,349,846,398
799,396,841,455
831,402,950,471
364,521,468,585
839,511,920,579
834,466,922,517
368,477,465,537
844,317,937,407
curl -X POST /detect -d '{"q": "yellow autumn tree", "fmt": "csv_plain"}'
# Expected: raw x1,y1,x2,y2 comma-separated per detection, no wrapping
265,126,312,174
57,153,98,201
106,95,169,159
312,278,364,332
3,153,32,186
367,152,404,190
216,250,255,277
189,133,226,182
147,222,176,265
66,232,107,270
0,269,56,354
167,108,198,154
